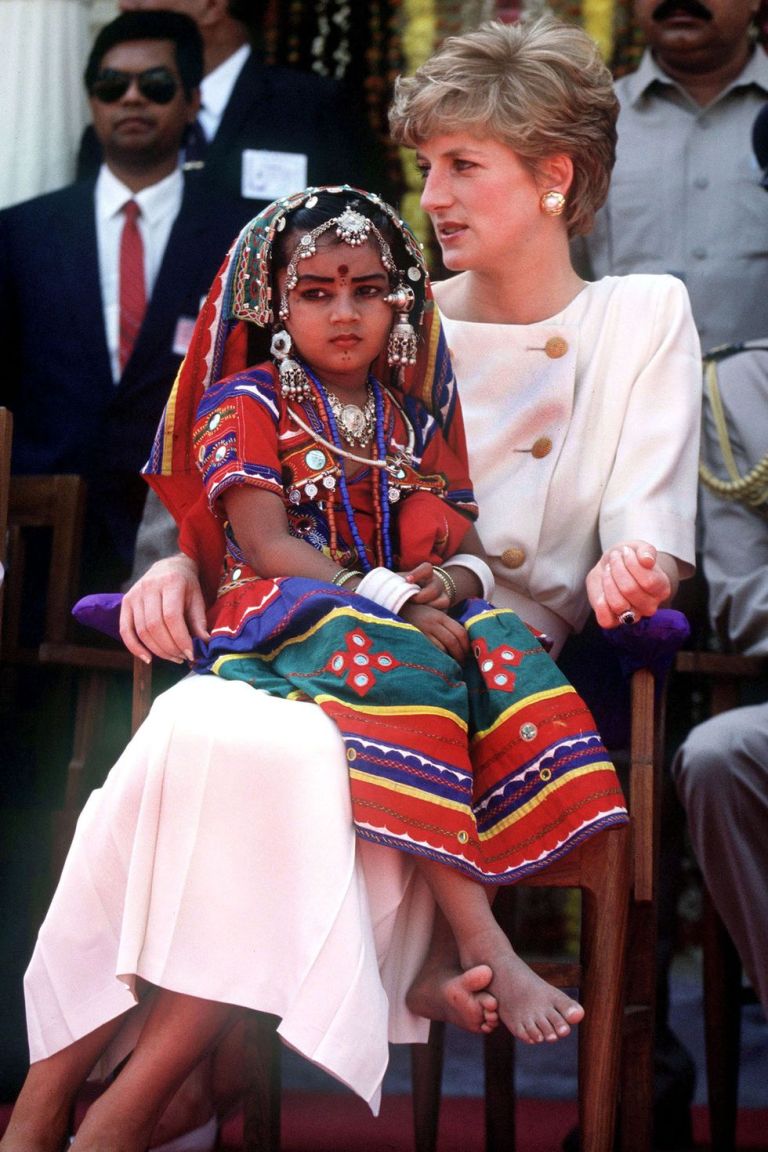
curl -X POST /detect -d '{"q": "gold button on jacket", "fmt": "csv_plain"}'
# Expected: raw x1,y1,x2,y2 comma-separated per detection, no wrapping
501,546,526,569
545,336,568,359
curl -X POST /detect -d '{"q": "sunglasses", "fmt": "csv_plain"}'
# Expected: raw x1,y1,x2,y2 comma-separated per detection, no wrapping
89,67,180,105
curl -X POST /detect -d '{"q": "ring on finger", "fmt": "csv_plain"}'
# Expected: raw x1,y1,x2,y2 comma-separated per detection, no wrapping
619,609,637,626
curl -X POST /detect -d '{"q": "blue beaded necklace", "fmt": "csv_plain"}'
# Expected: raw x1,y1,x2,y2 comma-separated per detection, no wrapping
302,361,393,572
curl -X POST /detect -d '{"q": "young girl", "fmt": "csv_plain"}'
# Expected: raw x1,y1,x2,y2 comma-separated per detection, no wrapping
157,185,628,1040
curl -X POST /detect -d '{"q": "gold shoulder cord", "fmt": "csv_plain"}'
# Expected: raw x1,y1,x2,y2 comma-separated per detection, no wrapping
698,351,768,509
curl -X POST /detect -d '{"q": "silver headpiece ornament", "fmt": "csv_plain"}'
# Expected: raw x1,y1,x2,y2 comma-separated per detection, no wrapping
278,206,397,321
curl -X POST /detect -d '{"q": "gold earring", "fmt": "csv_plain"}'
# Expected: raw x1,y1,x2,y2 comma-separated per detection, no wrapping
540,190,566,216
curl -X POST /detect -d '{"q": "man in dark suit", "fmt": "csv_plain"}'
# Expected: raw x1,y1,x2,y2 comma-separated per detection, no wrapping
79,0,387,223
0,10,245,590
78,0,391,587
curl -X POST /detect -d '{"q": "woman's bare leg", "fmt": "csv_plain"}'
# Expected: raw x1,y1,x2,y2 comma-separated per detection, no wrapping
0,1016,127,1152
145,1057,217,1148
71,991,235,1152
418,862,583,1044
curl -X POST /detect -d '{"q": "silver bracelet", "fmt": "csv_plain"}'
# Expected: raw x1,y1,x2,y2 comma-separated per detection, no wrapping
432,565,457,605
332,568,363,588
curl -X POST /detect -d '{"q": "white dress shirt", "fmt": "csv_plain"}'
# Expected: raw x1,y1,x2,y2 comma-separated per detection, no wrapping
198,43,251,143
95,164,184,381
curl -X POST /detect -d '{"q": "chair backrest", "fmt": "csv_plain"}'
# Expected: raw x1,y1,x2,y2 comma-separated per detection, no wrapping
2,473,87,664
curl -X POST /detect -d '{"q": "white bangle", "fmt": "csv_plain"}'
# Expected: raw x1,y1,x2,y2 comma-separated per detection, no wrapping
355,567,420,614
443,553,495,601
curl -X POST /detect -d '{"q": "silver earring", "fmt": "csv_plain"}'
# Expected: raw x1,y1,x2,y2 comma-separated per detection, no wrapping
270,329,311,401
385,282,418,367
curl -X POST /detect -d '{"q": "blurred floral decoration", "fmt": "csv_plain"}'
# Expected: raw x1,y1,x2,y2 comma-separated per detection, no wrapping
259,0,495,266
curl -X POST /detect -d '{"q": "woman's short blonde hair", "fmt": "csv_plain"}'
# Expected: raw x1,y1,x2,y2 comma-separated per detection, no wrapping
389,15,618,237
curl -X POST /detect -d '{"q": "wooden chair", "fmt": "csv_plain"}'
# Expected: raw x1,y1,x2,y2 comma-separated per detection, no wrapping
674,648,765,1152
1,473,138,874
410,613,689,1152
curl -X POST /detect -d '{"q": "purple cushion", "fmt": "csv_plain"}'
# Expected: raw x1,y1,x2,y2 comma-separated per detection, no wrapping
600,608,690,678
72,592,124,642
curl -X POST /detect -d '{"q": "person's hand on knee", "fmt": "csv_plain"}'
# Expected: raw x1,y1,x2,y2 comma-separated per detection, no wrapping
120,554,209,664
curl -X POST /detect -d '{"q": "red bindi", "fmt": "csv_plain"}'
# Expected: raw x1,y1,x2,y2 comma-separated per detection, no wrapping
337,264,349,278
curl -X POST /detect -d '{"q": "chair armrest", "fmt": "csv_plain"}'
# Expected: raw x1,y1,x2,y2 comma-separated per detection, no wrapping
601,610,690,903
599,608,691,678
72,592,124,642
72,592,154,733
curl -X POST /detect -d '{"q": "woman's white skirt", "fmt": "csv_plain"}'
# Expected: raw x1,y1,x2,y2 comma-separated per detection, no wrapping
23,674,435,1113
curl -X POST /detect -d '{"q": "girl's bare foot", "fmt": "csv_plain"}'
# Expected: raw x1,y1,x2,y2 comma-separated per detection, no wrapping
471,928,583,1043
409,859,582,1045
407,962,499,1033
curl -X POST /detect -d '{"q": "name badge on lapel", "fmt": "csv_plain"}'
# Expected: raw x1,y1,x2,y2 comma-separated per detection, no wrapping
241,149,308,200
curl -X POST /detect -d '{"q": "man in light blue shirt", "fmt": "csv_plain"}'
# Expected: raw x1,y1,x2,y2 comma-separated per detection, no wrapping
579,0,768,353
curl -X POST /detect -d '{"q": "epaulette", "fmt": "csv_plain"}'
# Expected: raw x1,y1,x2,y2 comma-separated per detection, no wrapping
703,341,768,364
699,345,768,511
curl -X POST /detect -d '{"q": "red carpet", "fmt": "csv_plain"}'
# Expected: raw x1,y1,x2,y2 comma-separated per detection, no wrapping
3,1092,768,1149
217,1094,768,1152
219,1093,577,1151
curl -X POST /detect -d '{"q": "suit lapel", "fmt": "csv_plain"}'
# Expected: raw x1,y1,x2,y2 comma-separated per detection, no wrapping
61,184,112,384
208,52,264,160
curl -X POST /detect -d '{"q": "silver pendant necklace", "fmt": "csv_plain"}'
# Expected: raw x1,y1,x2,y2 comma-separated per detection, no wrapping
324,383,375,448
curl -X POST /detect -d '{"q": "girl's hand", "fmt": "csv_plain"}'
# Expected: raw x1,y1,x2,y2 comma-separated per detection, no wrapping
402,562,451,608
400,601,469,661
586,541,676,629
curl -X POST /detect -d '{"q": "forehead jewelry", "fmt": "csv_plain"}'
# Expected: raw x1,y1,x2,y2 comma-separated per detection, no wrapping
278,206,397,322
231,186,426,327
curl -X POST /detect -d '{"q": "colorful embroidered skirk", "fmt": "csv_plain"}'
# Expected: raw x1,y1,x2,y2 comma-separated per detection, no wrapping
195,580,627,884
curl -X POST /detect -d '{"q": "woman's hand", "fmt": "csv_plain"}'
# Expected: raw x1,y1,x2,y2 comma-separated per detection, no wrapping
400,601,469,661
586,541,678,628
120,553,210,664
402,562,451,608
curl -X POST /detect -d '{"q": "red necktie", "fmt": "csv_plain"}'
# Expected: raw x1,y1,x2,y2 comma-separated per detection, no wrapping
118,199,146,373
